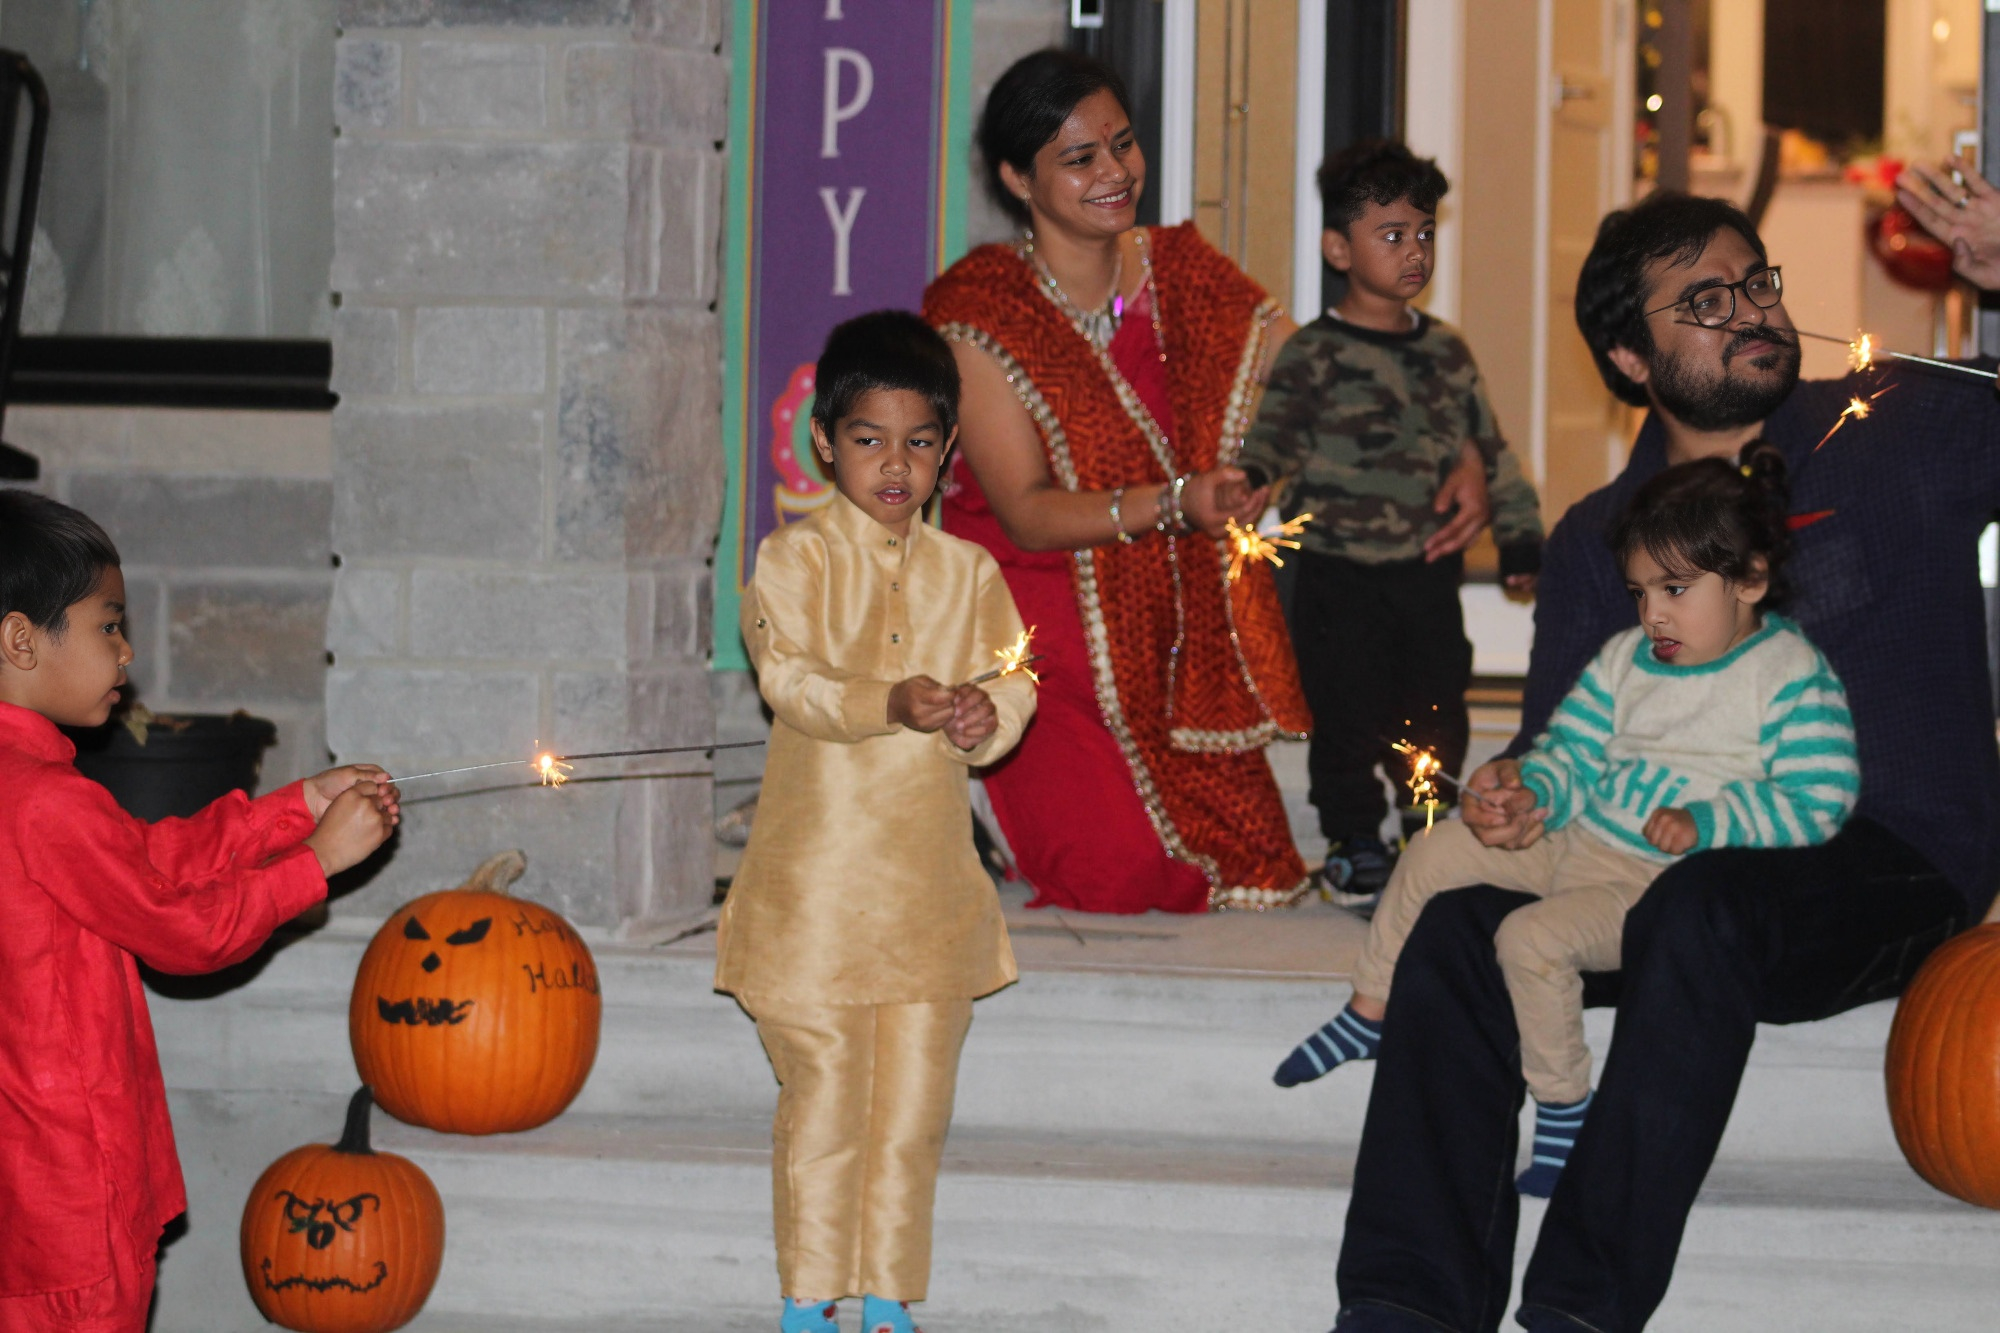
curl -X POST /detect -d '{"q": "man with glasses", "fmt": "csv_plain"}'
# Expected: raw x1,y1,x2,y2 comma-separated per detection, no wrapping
1330,192,2000,1332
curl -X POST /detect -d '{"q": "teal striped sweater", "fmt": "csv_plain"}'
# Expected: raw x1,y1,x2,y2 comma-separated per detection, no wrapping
1518,616,1858,862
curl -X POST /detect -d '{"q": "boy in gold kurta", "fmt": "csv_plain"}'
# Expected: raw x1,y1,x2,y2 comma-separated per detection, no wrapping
718,311,1036,1333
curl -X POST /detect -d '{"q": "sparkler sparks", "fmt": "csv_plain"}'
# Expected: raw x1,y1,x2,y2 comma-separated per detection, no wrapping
392,739,766,786
964,626,1043,687
1814,384,1898,451
1797,329,1997,382
1225,512,1314,583
1848,332,1874,373
1391,739,1445,832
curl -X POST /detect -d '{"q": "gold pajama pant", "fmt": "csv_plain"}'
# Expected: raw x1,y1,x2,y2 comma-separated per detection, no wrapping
1352,821,1665,1105
742,994,974,1302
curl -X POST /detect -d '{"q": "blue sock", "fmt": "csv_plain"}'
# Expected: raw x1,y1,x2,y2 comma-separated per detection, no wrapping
861,1294,920,1333
1273,1002,1383,1087
781,1296,840,1333
1516,1091,1593,1197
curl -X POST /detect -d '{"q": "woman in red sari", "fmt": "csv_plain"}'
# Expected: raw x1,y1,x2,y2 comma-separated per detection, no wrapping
923,50,1310,912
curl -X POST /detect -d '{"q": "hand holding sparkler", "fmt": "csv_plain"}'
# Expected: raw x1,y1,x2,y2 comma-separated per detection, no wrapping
304,763,395,819
304,778,401,877
1456,757,1550,850
1225,513,1313,583
943,683,999,751
889,675,958,733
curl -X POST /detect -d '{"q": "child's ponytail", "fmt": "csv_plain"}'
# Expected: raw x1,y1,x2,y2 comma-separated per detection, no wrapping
1610,438,1794,610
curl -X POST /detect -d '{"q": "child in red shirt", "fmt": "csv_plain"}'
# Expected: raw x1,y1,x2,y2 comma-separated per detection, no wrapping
0,491,400,1331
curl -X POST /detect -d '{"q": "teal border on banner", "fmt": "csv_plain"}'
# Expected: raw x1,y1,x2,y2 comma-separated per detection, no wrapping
713,0,977,673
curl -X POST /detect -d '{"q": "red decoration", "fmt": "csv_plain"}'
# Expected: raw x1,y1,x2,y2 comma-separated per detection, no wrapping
1871,204,1957,292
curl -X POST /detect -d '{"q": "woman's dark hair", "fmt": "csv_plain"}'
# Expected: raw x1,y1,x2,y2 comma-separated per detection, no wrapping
0,490,122,635
1316,138,1449,233
977,48,1133,226
1611,439,1792,610
810,310,961,436
1575,191,1769,407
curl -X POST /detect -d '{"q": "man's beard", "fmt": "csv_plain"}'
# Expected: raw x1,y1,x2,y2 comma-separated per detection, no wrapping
1646,328,1802,432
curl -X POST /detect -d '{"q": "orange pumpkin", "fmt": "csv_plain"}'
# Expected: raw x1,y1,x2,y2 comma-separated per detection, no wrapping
240,1087,444,1333
349,850,601,1134
1885,922,2000,1208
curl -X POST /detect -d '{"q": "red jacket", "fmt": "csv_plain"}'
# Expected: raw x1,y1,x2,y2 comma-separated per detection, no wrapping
0,702,325,1294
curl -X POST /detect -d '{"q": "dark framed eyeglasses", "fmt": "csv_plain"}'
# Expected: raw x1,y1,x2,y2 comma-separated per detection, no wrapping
1643,266,1784,328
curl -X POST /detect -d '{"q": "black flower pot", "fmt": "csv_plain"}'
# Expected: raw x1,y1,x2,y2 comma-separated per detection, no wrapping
66,713,278,821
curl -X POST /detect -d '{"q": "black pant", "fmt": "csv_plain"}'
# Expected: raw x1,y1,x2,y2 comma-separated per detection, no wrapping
1291,550,1472,839
1333,817,1965,1333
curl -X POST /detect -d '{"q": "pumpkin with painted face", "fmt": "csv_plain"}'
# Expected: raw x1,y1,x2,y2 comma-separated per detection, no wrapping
349,850,601,1135
240,1087,444,1333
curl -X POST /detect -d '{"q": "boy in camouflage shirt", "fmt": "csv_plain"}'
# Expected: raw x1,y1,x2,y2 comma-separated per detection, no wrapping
1240,140,1542,905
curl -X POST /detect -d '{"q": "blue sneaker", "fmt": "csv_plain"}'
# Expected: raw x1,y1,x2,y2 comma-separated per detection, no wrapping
861,1295,922,1333
1319,834,1397,912
781,1297,840,1333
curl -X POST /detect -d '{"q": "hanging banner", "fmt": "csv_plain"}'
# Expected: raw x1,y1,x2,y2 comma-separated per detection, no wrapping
714,0,977,671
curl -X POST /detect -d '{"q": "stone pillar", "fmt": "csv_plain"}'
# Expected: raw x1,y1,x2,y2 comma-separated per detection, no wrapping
326,0,724,934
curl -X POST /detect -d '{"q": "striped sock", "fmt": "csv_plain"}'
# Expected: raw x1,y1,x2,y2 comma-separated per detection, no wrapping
1516,1091,1593,1197
1273,1002,1384,1087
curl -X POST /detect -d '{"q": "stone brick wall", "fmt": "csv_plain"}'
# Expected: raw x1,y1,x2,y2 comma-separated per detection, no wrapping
9,408,335,793
327,0,725,932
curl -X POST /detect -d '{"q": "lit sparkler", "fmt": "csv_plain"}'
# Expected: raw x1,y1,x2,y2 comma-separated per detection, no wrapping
1814,384,1897,451
1225,512,1314,583
1798,329,1996,383
964,626,1042,687
1391,739,1444,832
392,739,767,786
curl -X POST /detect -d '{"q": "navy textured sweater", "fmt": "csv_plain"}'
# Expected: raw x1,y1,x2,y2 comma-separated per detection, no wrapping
1507,364,2000,915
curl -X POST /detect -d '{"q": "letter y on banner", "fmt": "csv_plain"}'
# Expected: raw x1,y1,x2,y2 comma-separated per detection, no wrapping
715,0,975,671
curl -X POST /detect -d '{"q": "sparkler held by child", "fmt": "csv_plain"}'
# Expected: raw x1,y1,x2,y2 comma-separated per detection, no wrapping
961,626,1042,687
1224,513,1315,583
1796,328,1997,384
391,739,768,786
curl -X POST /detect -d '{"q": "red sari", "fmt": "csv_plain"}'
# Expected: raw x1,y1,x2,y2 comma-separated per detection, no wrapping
925,224,1311,911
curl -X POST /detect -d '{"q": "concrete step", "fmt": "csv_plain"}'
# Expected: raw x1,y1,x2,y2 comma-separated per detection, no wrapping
148,921,1990,1332
159,1093,2000,1333
154,921,1914,1165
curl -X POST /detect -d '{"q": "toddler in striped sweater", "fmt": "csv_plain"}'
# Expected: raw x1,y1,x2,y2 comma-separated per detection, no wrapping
1273,440,1858,1196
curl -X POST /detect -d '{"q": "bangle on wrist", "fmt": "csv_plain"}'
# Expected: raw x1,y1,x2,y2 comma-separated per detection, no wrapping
1108,486,1135,545
1170,473,1191,534
1154,483,1173,533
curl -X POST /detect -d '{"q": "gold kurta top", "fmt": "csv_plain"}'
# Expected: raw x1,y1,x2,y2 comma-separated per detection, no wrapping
716,492,1035,1005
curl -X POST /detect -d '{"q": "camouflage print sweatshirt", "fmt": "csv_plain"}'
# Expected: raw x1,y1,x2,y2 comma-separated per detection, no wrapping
1239,312,1543,574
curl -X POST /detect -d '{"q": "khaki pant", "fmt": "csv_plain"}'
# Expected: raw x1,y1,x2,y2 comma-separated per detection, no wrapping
1353,821,1663,1105
742,995,974,1301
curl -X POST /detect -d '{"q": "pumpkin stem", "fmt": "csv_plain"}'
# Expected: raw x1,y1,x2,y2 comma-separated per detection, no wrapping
466,849,528,895
335,1086,377,1155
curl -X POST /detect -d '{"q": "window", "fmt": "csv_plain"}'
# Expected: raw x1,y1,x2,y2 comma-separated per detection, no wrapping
2,0,334,341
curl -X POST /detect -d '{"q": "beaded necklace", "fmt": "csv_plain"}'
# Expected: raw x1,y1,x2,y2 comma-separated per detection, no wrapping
1019,228,1168,362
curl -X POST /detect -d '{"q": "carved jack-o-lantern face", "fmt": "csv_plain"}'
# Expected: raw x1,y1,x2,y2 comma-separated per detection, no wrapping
241,1089,443,1333
349,851,601,1135
372,913,494,1026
